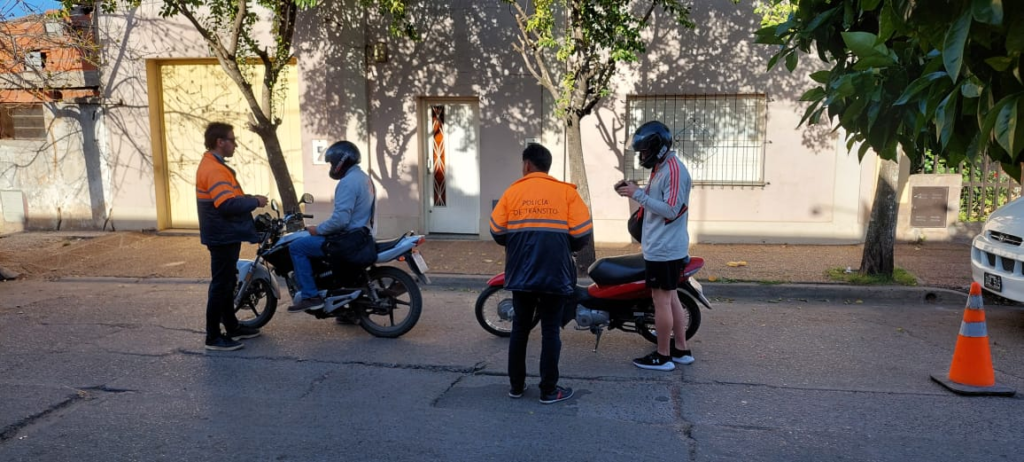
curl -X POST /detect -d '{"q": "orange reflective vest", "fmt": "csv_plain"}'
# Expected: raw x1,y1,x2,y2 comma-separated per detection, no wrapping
490,172,593,294
195,152,259,246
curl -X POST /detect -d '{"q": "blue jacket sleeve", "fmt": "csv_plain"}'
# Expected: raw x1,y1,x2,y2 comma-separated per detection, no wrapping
316,177,356,235
216,195,259,216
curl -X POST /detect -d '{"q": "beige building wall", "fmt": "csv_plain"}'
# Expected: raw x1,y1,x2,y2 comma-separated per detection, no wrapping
574,5,876,244
95,0,294,231
0,104,110,232
91,1,878,244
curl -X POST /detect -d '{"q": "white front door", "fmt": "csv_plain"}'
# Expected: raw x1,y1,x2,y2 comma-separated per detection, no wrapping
425,101,480,234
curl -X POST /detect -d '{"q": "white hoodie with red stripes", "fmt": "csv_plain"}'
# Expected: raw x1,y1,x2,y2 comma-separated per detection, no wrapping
630,152,691,262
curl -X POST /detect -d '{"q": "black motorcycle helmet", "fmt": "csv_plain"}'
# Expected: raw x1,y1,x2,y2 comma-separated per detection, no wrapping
632,121,673,169
324,141,361,180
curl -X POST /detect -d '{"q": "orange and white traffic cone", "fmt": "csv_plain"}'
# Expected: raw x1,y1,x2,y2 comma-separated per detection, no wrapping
931,282,1015,396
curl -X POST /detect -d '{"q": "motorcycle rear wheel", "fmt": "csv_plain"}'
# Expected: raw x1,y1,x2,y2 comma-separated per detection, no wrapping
637,289,702,344
357,266,422,338
234,278,278,328
474,286,541,337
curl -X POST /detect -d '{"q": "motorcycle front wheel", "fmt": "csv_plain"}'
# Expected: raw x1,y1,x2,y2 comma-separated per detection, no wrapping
637,289,702,344
234,278,278,328
474,286,541,338
356,266,422,338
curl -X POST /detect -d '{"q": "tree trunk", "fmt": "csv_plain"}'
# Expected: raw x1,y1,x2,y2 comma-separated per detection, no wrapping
860,158,900,276
254,123,299,215
565,113,596,275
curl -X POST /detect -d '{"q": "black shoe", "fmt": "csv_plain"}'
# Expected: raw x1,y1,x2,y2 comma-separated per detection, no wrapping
509,385,525,399
288,296,325,313
204,336,243,351
226,326,260,341
539,386,573,404
670,345,695,365
633,351,675,371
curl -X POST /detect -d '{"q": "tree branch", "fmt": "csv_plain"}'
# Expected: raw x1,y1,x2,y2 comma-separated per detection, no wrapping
507,1,558,99
167,0,269,127
167,0,231,61
229,0,246,56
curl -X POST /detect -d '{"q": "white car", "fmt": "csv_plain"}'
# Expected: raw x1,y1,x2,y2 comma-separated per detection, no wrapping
971,197,1024,302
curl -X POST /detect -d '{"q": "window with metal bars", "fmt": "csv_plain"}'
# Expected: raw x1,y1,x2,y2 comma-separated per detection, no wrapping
0,104,46,140
624,94,768,186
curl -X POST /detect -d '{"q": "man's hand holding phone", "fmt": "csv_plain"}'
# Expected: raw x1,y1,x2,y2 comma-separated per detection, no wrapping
615,180,638,197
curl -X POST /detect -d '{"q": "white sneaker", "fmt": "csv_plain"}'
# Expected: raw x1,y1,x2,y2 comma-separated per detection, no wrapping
673,354,695,365
671,347,695,365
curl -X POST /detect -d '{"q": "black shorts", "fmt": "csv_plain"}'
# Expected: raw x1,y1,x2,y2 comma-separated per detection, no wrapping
645,257,689,290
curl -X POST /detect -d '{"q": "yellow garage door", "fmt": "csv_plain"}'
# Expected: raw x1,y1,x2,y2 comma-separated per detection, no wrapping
158,61,303,229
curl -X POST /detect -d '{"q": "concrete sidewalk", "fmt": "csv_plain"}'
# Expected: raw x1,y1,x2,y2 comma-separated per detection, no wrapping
0,230,980,304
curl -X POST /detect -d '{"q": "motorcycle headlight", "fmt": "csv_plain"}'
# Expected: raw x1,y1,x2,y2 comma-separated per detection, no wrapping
254,213,273,233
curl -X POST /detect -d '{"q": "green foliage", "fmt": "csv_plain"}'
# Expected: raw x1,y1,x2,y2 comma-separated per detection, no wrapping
825,266,918,285
755,0,1024,179
754,0,798,27
503,0,694,119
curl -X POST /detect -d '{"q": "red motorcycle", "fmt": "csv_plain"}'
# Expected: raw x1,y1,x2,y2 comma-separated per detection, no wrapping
474,253,711,350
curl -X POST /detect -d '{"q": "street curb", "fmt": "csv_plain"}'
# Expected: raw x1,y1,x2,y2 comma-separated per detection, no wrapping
424,276,968,305
703,282,967,306
54,274,968,305
56,277,209,284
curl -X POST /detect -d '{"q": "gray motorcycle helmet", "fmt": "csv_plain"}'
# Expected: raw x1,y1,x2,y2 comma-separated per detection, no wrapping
324,141,361,180
632,121,672,169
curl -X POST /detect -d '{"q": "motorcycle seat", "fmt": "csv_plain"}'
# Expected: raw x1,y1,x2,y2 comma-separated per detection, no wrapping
375,236,404,253
588,254,646,286
588,254,705,286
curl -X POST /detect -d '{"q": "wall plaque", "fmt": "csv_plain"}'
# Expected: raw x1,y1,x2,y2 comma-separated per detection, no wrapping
910,186,949,228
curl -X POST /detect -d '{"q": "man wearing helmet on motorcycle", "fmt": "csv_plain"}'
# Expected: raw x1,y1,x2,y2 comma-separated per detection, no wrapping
616,120,695,371
286,141,375,312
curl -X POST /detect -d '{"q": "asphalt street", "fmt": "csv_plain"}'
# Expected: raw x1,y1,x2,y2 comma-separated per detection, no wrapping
1,279,1023,461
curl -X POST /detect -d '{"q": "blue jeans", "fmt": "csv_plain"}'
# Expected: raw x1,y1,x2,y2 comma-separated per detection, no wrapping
289,235,326,300
509,291,567,395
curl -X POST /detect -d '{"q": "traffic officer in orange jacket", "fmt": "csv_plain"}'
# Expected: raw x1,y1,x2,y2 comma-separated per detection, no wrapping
490,143,592,404
195,122,267,351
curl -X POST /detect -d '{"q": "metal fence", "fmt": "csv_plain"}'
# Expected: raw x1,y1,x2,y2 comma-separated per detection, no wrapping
914,154,1021,222
624,94,768,186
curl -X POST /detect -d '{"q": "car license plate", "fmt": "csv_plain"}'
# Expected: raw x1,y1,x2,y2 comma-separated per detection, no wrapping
411,251,429,273
984,272,1002,292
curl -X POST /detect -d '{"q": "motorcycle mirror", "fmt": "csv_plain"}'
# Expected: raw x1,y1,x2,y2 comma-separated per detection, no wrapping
270,199,279,213
300,193,314,204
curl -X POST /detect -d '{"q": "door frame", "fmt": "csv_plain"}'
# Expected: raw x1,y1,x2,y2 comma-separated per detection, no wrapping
149,58,301,230
418,96,481,236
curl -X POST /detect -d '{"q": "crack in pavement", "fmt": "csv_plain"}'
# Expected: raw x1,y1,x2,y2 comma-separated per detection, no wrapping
991,368,1024,385
0,394,83,444
299,372,332,400
670,383,698,460
0,385,139,444
178,349,486,374
700,379,951,397
426,361,488,407
34,322,202,336
432,375,468,408
78,385,136,394
103,350,178,358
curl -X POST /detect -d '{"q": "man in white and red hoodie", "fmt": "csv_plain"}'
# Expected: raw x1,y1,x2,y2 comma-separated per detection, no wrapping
616,120,695,371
